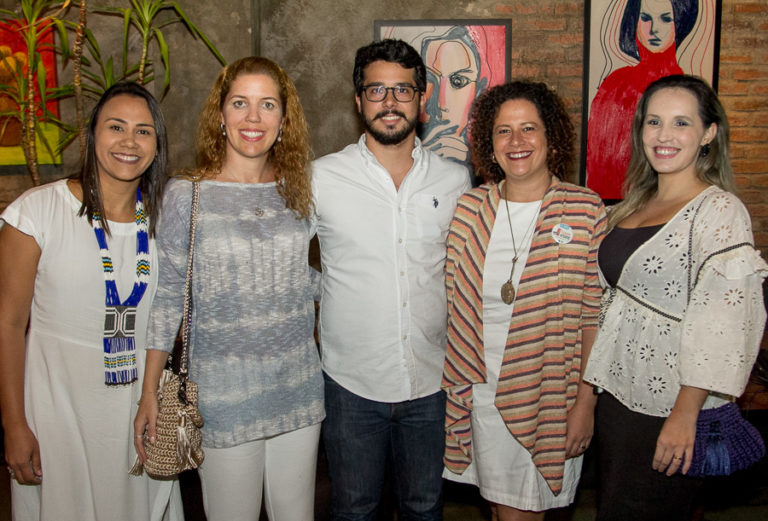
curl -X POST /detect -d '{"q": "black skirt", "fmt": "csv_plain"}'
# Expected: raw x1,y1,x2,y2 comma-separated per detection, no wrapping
595,392,703,521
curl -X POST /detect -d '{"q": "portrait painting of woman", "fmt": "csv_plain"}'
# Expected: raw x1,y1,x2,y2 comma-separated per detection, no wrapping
585,0,719,200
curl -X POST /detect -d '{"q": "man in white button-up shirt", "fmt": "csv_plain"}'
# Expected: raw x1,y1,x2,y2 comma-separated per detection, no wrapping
313,39,470,520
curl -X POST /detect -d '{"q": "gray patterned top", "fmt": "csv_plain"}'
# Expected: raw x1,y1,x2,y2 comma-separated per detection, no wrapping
147,178,324,448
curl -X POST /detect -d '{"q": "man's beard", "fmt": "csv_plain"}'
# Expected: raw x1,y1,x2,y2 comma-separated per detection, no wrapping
363,109,418,146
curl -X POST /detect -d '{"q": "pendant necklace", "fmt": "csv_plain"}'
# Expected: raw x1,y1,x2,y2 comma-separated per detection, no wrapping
500,184,541,305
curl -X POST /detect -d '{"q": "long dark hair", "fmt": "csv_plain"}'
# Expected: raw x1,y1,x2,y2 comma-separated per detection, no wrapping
75,81,168,236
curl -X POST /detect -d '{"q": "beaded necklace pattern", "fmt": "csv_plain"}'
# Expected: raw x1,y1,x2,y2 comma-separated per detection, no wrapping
92,188,150,385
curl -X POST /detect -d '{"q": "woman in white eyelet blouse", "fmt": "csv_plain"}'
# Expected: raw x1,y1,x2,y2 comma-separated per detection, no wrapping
584,74,767,521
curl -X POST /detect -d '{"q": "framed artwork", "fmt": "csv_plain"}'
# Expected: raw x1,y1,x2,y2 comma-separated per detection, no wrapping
0,20,61,170
581,0,722,200
375,19,511,170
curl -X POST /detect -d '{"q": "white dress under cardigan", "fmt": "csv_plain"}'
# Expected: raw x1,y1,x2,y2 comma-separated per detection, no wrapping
1,180,182,521
443,200,582,510
585,186,768,415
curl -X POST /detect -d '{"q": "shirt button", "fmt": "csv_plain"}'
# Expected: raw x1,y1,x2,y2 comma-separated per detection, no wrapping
402,302,407,307
398,238,403,244
402,335,408,341
400,271,405,276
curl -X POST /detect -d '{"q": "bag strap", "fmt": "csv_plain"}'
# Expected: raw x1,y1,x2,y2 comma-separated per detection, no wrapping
178,182,199,404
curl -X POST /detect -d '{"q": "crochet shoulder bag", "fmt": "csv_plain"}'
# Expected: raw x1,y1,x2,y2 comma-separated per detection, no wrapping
132,182,204,478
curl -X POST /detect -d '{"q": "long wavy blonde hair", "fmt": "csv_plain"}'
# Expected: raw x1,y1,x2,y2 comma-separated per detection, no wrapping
183,56,313,219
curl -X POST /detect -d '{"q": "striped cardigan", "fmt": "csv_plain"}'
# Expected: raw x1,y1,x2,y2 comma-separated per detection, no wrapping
442,179,606,495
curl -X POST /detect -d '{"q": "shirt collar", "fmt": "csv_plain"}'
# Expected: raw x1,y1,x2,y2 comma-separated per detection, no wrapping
357,134,424,163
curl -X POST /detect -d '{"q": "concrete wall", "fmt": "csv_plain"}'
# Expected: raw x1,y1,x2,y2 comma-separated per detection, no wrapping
1,0,767,254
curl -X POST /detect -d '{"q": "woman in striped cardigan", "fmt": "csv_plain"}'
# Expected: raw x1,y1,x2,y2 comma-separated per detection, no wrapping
441,81,607,521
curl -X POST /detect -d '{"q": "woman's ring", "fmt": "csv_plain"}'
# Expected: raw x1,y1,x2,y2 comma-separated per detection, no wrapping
7,466,15,478
134,434,145,439
673,456,682,460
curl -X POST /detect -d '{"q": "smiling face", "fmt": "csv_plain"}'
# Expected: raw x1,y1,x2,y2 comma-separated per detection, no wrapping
492,98,550,187
94,94,157,187
220,73,284,163
642,87,717,179
356,60,424,146
637,0,676,53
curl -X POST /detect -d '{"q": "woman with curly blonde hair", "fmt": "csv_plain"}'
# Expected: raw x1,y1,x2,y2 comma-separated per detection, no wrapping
192,56,313,217
134,57,323,520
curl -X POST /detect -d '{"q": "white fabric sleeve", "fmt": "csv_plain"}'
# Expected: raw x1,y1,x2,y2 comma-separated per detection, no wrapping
678,193,768,397
0,184,50,248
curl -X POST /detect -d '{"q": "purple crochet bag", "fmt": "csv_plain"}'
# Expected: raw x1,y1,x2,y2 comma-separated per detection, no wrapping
686,402,765,478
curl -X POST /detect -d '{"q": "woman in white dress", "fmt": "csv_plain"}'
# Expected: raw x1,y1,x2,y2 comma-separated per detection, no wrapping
0,82,182,521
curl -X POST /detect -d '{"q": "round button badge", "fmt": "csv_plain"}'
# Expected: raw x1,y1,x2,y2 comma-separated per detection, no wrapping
551,223,573,244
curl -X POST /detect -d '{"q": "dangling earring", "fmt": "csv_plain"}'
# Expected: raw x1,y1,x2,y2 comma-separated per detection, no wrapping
220,123,226,137
277,127,283,143
699,142,711,157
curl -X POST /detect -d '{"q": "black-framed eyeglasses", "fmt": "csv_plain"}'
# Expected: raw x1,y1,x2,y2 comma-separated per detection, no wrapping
361,84,419,102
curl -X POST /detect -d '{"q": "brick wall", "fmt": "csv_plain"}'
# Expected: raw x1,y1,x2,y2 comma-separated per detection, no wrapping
721,1,768,255
495,1,586,156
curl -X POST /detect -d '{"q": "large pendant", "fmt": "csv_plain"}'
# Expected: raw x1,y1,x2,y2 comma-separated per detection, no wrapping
501,279,515,305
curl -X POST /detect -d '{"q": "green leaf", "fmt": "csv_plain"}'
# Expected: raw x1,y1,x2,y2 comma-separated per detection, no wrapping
154,27,170,95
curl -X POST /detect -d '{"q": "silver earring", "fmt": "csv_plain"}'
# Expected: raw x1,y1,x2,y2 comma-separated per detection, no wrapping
220,123,226,137
277,128,283,143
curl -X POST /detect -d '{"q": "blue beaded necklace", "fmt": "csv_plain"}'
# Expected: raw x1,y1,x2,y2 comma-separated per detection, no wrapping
91,187,150,385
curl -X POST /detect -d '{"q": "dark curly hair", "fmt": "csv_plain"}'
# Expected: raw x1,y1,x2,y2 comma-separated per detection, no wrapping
469,81,574,183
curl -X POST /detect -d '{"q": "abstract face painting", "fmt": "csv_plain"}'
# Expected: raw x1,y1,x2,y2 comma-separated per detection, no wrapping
376,20,511,172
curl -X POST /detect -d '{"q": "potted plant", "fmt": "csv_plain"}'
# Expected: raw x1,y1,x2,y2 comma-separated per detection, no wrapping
0,0,225,186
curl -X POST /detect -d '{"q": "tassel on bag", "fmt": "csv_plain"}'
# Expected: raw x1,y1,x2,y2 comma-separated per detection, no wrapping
176,396,205,469
700,420,730,476
686,402,765,478
130,369,204,478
